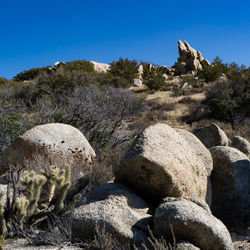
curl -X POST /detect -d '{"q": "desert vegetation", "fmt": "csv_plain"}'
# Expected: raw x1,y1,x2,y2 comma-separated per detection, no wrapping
0,46,249,249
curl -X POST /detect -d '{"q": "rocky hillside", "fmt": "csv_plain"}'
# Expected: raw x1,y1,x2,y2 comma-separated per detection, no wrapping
0,40,249,249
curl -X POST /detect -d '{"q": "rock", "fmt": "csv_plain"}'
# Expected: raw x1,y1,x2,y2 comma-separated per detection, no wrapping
154,197,234,250
54,61,65,68
90,61,110,73
176,241,200,250
181,82,189,89
138,64,144,80
231,135,250,158
193,123,230,149
0,123,96,175
115,123,208,204
175,128,213,206
175,129,213,175
177,40,210,74
72,183,152,245
209,146,250,228
133,79,143,87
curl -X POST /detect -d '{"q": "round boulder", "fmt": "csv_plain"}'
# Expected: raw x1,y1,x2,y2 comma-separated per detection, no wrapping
0,123,96,175
154,197,233,250
115,123,208,204
210,146,250,228
72,183,152,245
231,135,250,158
193,123,230,149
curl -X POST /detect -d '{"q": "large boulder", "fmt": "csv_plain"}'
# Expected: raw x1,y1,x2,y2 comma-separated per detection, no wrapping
175,128,213,206
72,183,152,245
209,146,250,228
0,123,96,175
193,123,230,149
154,197,234,250
115,123,208,204
177,40,210,74
231,135,250,158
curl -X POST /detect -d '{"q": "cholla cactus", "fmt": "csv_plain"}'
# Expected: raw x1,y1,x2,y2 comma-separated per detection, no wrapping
21,171,47,214
15,197,29,222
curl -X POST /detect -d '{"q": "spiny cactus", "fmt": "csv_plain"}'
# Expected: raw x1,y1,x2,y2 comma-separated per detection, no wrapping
15,197,29,222
21,171,47,214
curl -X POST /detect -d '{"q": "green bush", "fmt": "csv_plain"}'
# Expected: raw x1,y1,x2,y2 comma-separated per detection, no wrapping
205,63,250,124
63,60,95,73
13,67,50,81
97,72,130,88
198,57,227,82
142,64,166,90
109,58,138,85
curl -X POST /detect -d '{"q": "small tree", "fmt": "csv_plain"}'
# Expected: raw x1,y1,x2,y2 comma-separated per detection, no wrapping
142,64,166,91
109,58,138,85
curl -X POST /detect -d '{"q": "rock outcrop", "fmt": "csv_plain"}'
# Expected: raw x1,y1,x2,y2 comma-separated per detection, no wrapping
0,123,96,174
231,135,250,158
90,61,110,73
193,123,230,149
115,123,209,204
154,197,234,250
210,146,250,228
72,183,152,245
176,40,210,74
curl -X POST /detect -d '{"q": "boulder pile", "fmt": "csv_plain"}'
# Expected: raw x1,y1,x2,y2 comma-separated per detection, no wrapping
1,122,249,249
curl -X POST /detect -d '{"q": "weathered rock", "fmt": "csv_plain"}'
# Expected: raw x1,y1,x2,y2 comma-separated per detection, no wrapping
133,79,143,87
193,123,230,149
115,123,208,204
175,128,213,206
231,135,250,158
175,129,213,175
0,123,96,175
90,61,110,73
138,64,144,80
72,183,152,245
154,197,234,250
176,241,200,250
177,40,210,74
209,146,250,228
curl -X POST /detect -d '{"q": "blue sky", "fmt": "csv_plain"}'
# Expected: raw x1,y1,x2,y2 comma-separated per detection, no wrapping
0,0,250,79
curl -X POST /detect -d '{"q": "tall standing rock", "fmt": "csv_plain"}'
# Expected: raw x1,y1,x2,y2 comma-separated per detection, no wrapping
0,123,96,174
210,146,250,228
115,123,209,204
177,40,210,74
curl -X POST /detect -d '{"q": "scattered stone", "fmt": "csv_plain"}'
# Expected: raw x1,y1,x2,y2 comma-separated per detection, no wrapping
210,146,250,228
231,135,250,158
115,123,208,204
193,123,230,149
154,197,234,250
72,183,152,245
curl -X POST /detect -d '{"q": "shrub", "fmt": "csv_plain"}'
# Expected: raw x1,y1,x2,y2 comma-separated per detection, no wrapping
143,64,166,91
205,64,250,124
63,60,95,73
109,58,138,85
97,72,130,88
198,57,227,82
13,67,50,81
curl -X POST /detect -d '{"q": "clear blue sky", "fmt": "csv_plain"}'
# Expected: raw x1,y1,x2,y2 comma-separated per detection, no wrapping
1,0,250,79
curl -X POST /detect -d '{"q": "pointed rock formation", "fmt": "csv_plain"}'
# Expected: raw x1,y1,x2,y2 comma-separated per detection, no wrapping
176,40,210,74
